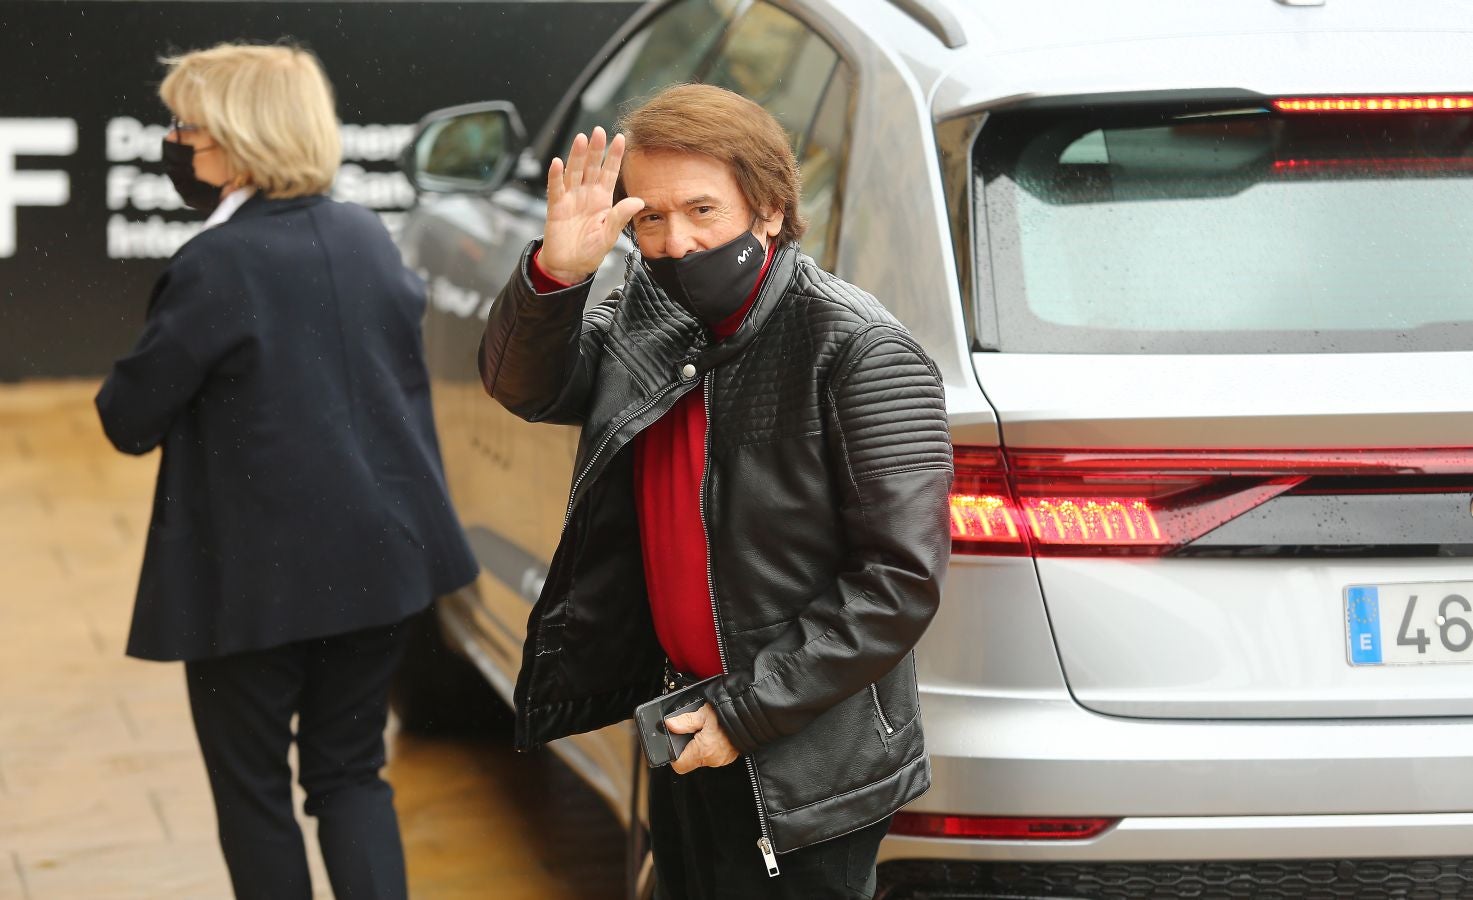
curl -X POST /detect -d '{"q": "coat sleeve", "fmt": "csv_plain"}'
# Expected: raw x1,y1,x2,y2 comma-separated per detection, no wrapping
95,237,251,455
710,324,953,752
478,240,615,426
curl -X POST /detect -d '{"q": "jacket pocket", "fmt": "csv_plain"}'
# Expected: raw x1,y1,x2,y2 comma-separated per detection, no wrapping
869,683,896,739
871,653,921,743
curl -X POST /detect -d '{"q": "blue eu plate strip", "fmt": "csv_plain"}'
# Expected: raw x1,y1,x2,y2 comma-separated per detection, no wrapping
1347,586,1382,665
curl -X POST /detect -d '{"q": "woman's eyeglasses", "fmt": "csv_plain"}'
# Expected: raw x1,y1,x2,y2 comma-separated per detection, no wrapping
169,118,202,135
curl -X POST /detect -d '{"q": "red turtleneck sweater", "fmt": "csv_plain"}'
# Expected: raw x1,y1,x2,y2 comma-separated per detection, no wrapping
529,245,774,677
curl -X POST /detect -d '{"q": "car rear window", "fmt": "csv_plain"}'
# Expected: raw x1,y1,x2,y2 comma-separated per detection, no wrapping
974,98,1473,353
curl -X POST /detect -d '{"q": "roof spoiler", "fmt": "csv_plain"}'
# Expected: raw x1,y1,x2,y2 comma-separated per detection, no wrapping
886,0,966,49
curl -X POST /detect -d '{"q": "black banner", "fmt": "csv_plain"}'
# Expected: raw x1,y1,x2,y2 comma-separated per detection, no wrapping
0,1,638,379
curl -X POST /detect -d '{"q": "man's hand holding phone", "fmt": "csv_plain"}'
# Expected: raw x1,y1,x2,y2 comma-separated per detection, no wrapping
666,702,740,774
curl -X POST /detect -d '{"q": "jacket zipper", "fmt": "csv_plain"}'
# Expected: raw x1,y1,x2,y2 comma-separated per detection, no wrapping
699,372,781,878
870,684,895,736
529,377,686,748
561,381,680,530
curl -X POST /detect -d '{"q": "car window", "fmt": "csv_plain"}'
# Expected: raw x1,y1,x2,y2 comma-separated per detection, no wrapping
977,101,1473,353
560,0,737,155
795,64,852,270
704,2,838,154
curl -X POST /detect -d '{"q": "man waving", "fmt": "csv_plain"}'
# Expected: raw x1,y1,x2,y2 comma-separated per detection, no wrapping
479,84,952,899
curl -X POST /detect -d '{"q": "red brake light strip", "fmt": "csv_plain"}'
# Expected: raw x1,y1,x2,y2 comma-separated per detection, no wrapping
950,448,1473,557
890,812,1118,841
1274,96,1473,113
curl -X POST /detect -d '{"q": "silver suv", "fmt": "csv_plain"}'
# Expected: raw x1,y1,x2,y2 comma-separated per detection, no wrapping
395,1,1473,896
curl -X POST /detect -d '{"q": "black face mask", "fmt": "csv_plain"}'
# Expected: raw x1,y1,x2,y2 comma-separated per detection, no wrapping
642,229,765,327
161,139,224,213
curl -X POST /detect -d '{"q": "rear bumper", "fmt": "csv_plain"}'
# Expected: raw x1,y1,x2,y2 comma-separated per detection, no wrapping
875,854,1473,899
880,812,1473,864
890,689,1473,861
881,688,1473,892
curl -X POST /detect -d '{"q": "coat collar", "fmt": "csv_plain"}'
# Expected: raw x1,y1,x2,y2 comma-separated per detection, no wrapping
202,186,256,229
619,241,800,374
230,192,331,222
696,240,798,369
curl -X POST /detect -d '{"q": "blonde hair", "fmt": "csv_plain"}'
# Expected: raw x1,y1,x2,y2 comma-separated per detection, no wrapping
159,43,340,197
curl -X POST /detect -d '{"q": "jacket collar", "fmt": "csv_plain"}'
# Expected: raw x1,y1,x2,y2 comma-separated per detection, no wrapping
229,192,330,222
203,186,256,229
696,240,798,369
620,241,800,375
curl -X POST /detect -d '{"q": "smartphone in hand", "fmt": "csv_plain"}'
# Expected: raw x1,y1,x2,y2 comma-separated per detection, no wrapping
634,677,718,767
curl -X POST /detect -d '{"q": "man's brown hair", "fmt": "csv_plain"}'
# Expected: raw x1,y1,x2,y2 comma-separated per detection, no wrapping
618,84,806,246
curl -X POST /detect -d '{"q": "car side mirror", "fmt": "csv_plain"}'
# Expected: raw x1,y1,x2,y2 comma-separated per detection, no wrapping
401,101,528,194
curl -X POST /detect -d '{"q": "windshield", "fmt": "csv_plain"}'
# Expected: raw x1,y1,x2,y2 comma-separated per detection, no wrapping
975,99,1473,353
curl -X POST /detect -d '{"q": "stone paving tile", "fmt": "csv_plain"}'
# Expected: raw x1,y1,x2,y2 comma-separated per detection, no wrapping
0,854,24,900
0,554,69,596
2,603,98,655
0,689,135,752
148,780,221,845
106,684,197,739
0,787,166,858
1,742,204,796
43,573,138,628
17,840,236,900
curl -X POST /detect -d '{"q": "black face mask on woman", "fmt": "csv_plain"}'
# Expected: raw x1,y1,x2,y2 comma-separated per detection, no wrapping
642,228,765,327
160,139,224,214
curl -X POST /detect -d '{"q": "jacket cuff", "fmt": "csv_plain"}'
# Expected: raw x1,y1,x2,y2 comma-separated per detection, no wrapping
501,241,596,331
529,247,576,294
710,679,779,754
521,239,592,297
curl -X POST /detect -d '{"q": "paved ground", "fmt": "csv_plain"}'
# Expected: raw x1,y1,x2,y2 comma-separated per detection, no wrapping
0,380,623,899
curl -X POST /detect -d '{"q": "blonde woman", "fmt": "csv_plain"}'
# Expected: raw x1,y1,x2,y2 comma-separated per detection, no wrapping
96,43,476,899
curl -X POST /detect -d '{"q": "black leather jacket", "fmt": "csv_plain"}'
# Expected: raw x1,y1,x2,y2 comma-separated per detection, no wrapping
479,240,952,855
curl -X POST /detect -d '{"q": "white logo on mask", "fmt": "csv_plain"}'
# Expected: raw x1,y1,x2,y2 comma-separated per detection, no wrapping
0,118,77,258
738,245,754,264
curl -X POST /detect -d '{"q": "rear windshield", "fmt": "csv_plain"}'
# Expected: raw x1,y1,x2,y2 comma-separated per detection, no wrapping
975,99,1473,353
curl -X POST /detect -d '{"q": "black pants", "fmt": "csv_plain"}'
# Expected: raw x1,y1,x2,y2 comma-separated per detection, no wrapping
184,621,409,900
649,759,891,900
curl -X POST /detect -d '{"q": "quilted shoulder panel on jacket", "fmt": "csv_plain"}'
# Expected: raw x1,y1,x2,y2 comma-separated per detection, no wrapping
711,259,947,462
829,327,951,480
786,261,951,479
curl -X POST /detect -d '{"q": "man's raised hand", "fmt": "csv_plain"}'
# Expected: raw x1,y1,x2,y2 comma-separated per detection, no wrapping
539,127,644,285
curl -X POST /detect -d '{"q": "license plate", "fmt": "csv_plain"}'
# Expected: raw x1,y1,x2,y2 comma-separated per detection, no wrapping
1346,581,1473,666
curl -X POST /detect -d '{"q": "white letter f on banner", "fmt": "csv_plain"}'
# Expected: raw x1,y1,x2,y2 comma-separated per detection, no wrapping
0,119,78,258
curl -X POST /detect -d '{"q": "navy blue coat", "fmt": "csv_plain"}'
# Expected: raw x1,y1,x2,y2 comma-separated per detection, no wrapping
97,194,477,661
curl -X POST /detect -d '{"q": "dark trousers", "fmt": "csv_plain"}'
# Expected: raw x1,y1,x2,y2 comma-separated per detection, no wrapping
649,759,891,900
184,621,409,900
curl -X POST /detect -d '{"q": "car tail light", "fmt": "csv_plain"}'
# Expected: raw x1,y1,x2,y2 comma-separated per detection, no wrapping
950,449,1030,556
890,812,1117,841
1273,96,1473,113
951,447,1473,557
